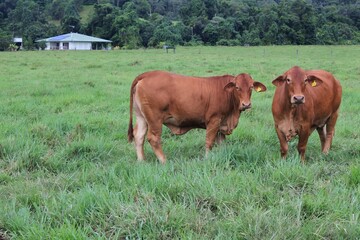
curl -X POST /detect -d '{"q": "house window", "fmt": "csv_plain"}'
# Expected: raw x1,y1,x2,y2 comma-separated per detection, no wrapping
50,43,60,50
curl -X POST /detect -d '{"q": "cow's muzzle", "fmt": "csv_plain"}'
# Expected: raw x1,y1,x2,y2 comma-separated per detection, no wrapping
241,102,252,110
291,95,305,104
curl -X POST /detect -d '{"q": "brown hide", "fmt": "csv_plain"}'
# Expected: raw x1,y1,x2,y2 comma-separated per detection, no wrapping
128,70,267,163
272,66,342,162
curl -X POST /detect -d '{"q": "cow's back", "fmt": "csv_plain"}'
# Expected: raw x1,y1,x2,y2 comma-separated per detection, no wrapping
134,71,230,119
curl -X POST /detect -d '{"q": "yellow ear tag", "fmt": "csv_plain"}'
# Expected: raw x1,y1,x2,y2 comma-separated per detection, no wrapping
311,80,317,87
256,86,262,92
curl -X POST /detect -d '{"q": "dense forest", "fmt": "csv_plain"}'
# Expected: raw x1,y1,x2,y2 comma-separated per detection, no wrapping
0,0,359,50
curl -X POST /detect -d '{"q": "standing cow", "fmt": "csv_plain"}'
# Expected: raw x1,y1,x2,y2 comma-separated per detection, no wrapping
128,70,267,164
272,66,342,162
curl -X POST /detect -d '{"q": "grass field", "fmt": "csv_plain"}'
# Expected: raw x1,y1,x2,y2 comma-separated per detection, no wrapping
0,46,359,239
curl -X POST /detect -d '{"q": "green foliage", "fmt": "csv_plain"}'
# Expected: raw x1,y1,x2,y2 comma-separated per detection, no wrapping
1,0,360,47
202,16,236,45
111,2,141,49
148,20,188,47
47,0,68,20
8,43,18,51
85,3,119,41
61,16,81,33
0,29,12,51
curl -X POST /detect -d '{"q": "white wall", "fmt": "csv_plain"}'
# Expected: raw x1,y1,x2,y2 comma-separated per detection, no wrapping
69,42,92,50
45,42,55,50
44,42,92,50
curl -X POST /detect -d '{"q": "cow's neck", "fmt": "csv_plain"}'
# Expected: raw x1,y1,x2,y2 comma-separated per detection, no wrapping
222,92,241,133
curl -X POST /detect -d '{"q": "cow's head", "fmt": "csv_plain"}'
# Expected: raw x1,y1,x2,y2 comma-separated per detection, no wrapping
224,73,267,111
272,66,323,105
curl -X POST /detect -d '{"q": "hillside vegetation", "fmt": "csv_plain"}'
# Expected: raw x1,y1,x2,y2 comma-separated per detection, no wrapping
0,0,360,50
0,46,359,238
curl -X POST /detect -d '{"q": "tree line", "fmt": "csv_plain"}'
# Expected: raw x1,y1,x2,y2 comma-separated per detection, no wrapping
0,0,359,50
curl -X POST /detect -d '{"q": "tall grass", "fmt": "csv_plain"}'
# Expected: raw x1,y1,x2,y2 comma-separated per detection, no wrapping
0,46,359,239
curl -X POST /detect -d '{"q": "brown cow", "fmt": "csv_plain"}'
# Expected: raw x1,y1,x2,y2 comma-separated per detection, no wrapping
128,70,267,163
272,66,342,162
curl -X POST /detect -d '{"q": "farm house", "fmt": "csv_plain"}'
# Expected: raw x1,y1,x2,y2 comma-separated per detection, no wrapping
36,32,112,50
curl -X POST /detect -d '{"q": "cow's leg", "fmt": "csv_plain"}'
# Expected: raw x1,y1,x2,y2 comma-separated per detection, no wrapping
316,126,326,151
275,127,288,159
323,111,339,154
133,116,147,161
205,119,221,156
297,130,311,163
215,132,226,145
133,98,148,161
147,121,166,164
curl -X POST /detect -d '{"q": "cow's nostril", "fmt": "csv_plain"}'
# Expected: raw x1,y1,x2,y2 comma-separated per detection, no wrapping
242,103,252,109
293,95,305,103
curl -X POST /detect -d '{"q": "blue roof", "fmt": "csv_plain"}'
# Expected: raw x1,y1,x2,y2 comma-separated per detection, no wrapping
36,33,112,43
50,34,70,41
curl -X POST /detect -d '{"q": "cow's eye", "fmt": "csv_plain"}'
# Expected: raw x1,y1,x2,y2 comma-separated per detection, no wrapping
286,78,291,84
236,86,240,91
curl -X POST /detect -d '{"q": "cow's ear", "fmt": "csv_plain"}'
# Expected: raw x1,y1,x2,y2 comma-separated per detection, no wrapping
306,75,323,87
272,75,285,87
224,82,236,92
253,81,267,92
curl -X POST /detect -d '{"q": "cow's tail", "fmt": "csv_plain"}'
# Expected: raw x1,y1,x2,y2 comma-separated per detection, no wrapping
128,75,142,142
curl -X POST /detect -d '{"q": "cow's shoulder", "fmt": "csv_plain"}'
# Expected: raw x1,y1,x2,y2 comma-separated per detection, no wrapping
306,70,342,91
306,70,334,82
203,74,234,82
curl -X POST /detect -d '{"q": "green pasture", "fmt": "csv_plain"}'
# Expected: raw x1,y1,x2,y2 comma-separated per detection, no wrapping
0,46,359,239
